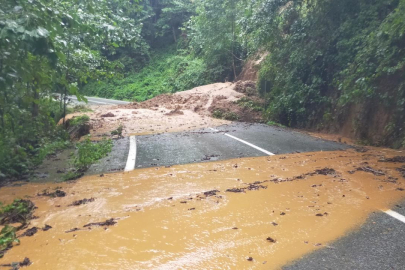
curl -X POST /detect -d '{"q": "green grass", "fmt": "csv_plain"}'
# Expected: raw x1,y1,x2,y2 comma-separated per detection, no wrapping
267,121,286,128
81,48,212,102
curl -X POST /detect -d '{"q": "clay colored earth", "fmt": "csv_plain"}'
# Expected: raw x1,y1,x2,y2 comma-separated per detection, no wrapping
1,148,404,269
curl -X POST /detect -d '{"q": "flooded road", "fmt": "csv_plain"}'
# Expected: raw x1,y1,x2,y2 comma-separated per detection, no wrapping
0,148,404,269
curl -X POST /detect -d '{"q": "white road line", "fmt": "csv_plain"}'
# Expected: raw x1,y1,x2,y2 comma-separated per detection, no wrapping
209,128,275,156
384,210,405,223
125,136,137,171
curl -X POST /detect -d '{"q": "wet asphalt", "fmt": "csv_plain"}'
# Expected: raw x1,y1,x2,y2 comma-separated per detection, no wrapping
284,201,405,270
68,95,130,105
135,123,348,169
91,122,348,172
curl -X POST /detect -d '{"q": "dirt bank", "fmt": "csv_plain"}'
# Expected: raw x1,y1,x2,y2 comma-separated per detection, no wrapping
0,147,404,269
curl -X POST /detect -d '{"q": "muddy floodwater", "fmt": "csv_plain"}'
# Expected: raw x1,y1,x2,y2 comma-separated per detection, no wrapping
1,148,404,269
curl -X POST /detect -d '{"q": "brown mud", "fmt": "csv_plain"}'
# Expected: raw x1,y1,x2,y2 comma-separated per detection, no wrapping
60,82,265,139
0,147,404,269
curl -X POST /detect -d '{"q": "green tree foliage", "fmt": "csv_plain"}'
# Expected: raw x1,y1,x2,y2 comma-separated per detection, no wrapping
188,0,246,81
0,0,142,179
253,0,405,146
82,47,210,101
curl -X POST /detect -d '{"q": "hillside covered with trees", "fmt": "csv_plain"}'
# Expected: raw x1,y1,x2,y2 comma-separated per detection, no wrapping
1,0,405,180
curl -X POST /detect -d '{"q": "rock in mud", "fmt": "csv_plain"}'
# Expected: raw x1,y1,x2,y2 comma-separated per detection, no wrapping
68,198,95,206
21,227,38,237
83,218,117,228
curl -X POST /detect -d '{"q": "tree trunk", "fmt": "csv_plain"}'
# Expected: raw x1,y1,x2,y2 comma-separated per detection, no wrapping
32,87,39,118
172,27,177,43
231,9,237,80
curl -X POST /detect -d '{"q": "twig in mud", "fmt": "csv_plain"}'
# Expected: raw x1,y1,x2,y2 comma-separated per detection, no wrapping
68,198,95,207
83,218,117,228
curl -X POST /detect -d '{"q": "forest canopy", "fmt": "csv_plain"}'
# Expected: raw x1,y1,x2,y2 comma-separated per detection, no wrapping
1,0,405,180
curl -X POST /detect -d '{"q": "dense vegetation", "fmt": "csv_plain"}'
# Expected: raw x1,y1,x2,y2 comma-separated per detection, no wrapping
1,0,404,180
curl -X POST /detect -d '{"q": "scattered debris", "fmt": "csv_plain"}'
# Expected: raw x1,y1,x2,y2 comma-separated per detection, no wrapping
280,212,286,215
226,188,245,193
65,228,80,233
232,227,238,230
313,168,336,175
201,154,220,161
0,257,32,269
180,201,187,204
37,189,66,198
354,166,385,176
188,208,196,211
271,222,278,226
164,106,184,116
68,198,95,206
379,156,405,163
396,188,404,191
247,257,254,262
397,166,405,179
0,199,36,226
203,190,220,197
315,213,324,217
354,147,369,153
42,225,52,231
20,227,38,237
246,183,267,191
83,218,117,228
266,237,276,243
100,112,115,117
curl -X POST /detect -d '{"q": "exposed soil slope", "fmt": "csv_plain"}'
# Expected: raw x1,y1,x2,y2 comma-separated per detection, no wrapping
63,82,264,139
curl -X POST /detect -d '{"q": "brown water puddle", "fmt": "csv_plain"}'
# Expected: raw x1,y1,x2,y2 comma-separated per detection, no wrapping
1,148,404,269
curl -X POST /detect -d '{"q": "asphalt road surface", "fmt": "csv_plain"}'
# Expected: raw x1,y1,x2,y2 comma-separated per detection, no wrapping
90,122,348,173
284,201,405,270
68,95,130,105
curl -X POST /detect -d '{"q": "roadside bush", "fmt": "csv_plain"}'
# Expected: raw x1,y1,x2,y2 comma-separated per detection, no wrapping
74,136,113,170
70,115,90,127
